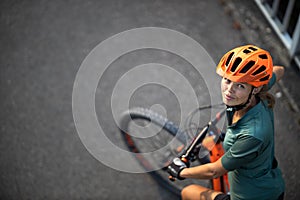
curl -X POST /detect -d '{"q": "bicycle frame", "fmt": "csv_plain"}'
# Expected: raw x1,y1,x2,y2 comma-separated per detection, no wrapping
210,141,230,193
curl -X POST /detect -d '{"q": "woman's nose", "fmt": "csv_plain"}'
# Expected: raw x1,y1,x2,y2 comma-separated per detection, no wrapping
227,83,234,93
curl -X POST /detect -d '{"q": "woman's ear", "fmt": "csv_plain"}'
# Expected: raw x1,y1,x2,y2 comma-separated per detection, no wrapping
253,86,263,95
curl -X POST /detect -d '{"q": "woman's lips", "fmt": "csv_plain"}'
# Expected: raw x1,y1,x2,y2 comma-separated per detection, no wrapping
224,94,234,100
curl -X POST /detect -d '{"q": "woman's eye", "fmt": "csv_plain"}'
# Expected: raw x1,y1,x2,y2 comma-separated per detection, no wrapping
238,84,245,89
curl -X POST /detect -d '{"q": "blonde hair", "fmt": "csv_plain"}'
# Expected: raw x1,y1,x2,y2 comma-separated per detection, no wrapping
257,85,275,108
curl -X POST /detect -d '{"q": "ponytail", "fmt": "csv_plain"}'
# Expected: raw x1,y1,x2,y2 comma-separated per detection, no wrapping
257,85,275,108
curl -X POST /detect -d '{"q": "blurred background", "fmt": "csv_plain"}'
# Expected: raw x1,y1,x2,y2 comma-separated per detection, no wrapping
1,0,299,199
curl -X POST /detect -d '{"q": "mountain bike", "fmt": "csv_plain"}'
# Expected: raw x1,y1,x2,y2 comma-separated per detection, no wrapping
119,105,229,197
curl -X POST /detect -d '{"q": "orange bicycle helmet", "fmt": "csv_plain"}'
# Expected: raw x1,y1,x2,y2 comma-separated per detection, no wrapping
216,45,273,87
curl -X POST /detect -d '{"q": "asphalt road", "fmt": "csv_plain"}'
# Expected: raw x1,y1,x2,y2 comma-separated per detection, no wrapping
1,0,299,199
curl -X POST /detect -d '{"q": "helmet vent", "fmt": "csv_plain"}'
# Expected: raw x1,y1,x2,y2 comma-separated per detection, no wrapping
231,57,242,72
243,49,251,54
240,61,255,73
226,52,234,67
252,65,266,75
260,75,270,81
258,54,268,59
248,46,257,51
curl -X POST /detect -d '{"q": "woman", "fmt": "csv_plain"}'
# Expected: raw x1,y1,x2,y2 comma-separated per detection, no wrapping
167,45,285,200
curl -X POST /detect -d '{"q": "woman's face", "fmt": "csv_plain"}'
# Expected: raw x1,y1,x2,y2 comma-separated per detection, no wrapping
221,77,253,106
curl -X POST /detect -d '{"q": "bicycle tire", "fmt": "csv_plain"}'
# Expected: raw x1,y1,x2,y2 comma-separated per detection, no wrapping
119,107,211,196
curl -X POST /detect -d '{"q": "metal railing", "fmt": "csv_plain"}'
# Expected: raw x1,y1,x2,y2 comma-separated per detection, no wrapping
254,0,300,68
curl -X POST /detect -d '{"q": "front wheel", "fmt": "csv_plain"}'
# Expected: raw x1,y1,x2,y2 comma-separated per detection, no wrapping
119,107,211,196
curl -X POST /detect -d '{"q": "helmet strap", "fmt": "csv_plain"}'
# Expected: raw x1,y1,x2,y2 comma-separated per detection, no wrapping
226,87,254,112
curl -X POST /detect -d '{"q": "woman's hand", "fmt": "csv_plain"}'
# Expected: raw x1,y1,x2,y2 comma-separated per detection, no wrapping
167,157,188,180
273,66,285,82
